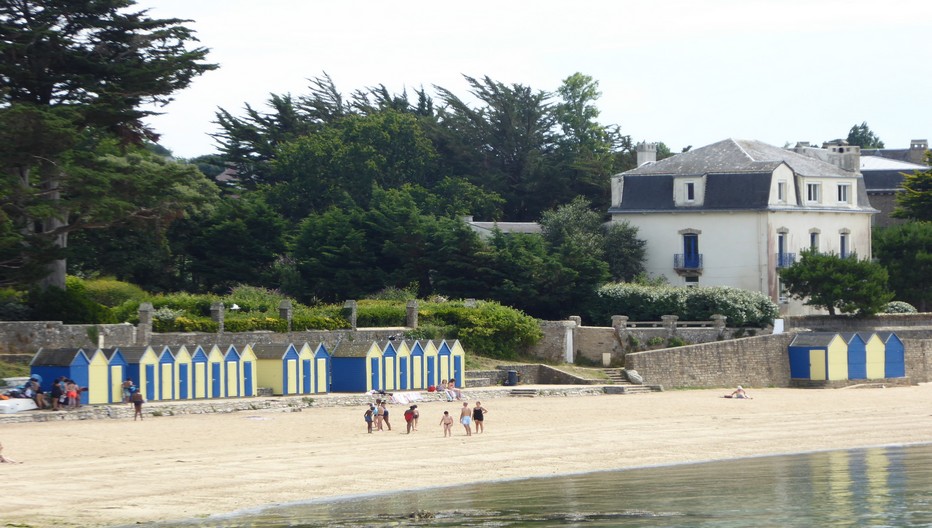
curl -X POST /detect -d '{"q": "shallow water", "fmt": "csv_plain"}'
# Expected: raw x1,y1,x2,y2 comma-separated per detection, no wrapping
151,443,932,527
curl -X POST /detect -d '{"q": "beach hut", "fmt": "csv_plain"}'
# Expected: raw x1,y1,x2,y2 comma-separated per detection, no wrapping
120,346,160,402
394,340,411,390
173,345,193,400
877,332,906,378
254,343,301,396
450,339,466,387
422,340,440,389
206,345,227,398
190,346,209,399
843,333,868,380
311,342,331,394
102,347,128,403
862,333,886,379
86,349,110,405
30,348,91,405
223,345,242,398
788,333,848,381
296,342,314,394
382,340,398,391
239,344,257,397
330,341,382,393
408,341,426,390
156,346,176,401
437,340,453,385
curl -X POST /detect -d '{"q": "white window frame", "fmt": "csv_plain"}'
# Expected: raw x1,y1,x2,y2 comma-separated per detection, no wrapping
777,181,787,203
837,183,851,204
685,182,695,202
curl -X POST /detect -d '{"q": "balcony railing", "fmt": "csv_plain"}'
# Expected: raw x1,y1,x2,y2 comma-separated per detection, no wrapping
674,253,703,271
775,252,796,268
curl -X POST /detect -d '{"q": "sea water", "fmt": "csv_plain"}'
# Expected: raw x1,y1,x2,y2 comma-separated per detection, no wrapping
152,443,932,527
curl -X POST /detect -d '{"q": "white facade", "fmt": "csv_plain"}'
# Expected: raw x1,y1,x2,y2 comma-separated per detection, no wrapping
609,139,876,316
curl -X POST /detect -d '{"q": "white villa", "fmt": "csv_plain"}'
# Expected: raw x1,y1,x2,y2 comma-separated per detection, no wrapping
608,139,877,316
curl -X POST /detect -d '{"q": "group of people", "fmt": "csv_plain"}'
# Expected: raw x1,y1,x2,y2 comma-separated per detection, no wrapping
121,378,145,420
365,399,489,437
7,376,84,411
439,379,462,402
440,401,488,437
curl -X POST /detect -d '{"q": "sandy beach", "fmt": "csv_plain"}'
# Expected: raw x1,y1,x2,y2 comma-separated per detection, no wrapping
4,383,932,527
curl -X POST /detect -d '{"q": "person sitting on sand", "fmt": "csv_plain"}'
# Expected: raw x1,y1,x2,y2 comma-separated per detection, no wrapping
726,385,751,399
0,442,21,464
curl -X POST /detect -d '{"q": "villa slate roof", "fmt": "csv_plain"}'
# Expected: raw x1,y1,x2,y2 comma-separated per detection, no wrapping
614,172,774,211
622,138,852,178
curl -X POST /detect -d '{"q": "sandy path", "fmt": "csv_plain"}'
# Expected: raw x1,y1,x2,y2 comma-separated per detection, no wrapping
4,384,932,527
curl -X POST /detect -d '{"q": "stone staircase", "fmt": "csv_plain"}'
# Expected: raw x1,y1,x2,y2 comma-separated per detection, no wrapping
509,388,540,397
599,368,663,394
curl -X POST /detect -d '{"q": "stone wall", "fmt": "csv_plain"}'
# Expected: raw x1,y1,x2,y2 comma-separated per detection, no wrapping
0,321,137,354
574,326,622,365
525,321,572,362
905,338,932,383
624,333,795,389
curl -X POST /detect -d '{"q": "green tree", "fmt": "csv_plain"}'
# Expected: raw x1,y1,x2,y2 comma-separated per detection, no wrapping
846,122,885,148
0,0,216,289
873,221,932,311
892,154,932,221
603,221,646,281
779,249,893,315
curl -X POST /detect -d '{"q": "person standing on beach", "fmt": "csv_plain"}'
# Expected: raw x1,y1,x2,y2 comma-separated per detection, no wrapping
404,406,416,434
374,399,384,431
440,410,454,437
380,401,391,431
472,401,488,434
364,405,374,433
122,378,134,403
131,390,145,421
459,401,472,436
411,404,419,430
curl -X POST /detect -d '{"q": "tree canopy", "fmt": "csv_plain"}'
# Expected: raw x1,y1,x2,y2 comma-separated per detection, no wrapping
0,0,218,289
779,249,893,315
845,122,884,149
892,153,932,221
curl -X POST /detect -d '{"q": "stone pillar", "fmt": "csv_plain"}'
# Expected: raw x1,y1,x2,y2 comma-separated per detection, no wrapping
342,300,357,329
661,315,679,338
279,300,293,332
611,315,628,342
406,300,419,328
711,314,727,338
567,316,581,364
563,320,576,363
137,302,154,345
211,302,225,335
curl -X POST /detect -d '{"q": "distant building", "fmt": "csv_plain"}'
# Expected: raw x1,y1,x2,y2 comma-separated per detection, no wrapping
609,139,876,316
462,216,541,239
861,139,929,165
860,155,929,227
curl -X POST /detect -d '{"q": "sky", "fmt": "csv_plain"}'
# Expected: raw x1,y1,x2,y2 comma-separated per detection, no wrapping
135,0,932,159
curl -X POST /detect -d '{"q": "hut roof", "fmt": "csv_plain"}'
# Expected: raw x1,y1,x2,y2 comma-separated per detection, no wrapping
118,346,154,362
331,341,376,358
30,348,87,366
789,333,840,347
252,344,296,359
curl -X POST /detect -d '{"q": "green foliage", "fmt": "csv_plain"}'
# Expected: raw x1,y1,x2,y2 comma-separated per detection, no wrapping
0,288,29,320
28,276,115,324
589,282,777,327
647,337,665,346
873,221,932,311
780,249,893,316
153,316,218,333
667,336,688,347
892,160,932,222
846,122,884,149
603,221,646,281
884,301,918,314
418,299,541,360
0,358,30,378
355,301,407,327
81,277,148,307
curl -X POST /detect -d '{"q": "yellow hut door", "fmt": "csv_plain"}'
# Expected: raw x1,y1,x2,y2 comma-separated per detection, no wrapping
809,349,827,380
315,358,327,394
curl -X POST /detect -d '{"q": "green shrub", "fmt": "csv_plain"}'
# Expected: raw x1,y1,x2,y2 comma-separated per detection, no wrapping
82,277,148,307
153,316,218,333
150,292,218,317
589,283,777,328
667,336,688,347
28,277,115,324
647,336,665,346
356,301,406,327
0,288,29,320
884,301,918,314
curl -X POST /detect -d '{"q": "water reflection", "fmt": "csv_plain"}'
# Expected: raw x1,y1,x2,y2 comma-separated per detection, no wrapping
147,444,932,528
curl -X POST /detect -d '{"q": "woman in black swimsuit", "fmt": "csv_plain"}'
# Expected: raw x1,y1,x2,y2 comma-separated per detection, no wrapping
472,401,488,434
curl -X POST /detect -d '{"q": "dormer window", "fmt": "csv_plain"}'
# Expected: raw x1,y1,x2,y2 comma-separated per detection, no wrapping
806,183,821,203
777,181,787,203
685,182,695,202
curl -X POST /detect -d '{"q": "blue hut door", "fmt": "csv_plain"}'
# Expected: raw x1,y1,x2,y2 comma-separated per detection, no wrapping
427,357,435,388
211,363,221,398
145,364,156,401
370,357,381,391
179,363,189,399
399,357,408,390
302,359,311,394
243,362,254,396
454,355,463,385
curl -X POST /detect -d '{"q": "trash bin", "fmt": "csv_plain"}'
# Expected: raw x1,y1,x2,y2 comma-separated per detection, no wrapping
507,370,518,386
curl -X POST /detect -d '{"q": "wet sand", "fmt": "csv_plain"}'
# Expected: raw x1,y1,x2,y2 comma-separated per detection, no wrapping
4,384,932,527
